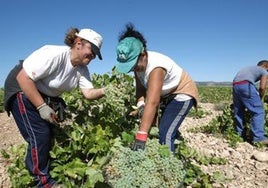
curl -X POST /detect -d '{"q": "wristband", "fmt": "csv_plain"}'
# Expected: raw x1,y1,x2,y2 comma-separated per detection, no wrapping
37,103,46,110
136,131,148,141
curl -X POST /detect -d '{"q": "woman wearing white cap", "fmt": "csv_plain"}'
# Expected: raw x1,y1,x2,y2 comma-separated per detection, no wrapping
4,27,105,187
115,23,199,152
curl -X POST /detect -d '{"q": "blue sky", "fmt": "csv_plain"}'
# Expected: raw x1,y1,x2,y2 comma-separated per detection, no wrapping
1,0,268,87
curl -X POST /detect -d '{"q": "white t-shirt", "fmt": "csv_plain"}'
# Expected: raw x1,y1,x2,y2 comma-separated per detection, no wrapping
23,45,93,97
136,51,192,100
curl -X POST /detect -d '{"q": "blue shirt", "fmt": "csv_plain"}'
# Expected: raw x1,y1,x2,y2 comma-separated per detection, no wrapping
233,66,268,84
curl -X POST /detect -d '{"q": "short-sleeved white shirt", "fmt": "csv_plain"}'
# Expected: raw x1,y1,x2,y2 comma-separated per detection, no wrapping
136,51,183,96
23,45,93,97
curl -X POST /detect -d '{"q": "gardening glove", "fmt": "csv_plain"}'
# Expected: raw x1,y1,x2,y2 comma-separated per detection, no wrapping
137,101,145,118
37,103,58,124
137,106,144,118
131,131,148,151
129,101,145,118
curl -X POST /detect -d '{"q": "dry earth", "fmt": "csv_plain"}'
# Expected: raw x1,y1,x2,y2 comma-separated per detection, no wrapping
0,103,267,188
0,112,24,188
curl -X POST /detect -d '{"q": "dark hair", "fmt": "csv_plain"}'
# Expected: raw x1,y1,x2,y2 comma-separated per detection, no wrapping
64,27,79,47
118,23,147,51
257,60,268,66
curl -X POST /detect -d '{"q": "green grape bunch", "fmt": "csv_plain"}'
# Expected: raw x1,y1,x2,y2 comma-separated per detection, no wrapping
104,138,186,188
91,70,136,118
104,83,129,114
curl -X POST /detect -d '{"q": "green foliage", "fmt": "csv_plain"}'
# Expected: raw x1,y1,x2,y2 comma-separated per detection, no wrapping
3,144,34,187
179,141,227,165
4,80,254,187
191,100,268,148
188,106,212,119
63,71,138,136
4,70,139,188
175,141,228,187
47,70,139,187
198,86,232,103
105,138,186,188
190,104,244,147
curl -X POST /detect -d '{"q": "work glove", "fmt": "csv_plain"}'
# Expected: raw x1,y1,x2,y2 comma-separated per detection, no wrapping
131,131,148,151
137,101,145,118
37,103,58,124
129,101,145,118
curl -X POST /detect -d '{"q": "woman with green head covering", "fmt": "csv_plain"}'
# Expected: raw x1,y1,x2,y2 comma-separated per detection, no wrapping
115,23,199,152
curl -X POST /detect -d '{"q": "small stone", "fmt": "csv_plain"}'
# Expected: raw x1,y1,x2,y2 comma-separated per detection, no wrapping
252,151,268,162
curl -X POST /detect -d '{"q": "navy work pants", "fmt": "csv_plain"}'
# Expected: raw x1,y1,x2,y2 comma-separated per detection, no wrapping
159,98,194,152
10,92,55,188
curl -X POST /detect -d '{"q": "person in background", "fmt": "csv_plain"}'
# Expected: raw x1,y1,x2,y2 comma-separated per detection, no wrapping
115,23,199,152
232,60,268,145
4,27,107,188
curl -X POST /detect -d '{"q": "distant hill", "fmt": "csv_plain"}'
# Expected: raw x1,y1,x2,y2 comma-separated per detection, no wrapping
196,81,232,87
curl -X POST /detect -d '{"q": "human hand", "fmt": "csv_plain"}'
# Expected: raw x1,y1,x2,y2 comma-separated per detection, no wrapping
37,103,58,124
129,109,138,116
131,131,148,151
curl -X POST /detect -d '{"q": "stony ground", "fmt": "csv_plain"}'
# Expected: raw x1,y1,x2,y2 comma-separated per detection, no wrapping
0,112,24,188
180,103,268,188
0,103,267,188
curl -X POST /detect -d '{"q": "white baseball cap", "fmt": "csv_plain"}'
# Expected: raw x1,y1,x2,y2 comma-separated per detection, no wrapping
75,28,103,60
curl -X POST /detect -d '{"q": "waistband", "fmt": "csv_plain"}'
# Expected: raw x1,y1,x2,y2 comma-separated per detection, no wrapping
233,80,249,86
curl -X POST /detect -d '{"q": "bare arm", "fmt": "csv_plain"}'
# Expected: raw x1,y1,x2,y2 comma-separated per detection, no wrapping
81,88,105,100
139,67,166,133
16,68,44,108
259,75,267,99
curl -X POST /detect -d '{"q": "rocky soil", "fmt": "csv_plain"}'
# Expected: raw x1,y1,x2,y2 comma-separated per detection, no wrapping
0,112,24,188
0,103,267,188
180,103,268,188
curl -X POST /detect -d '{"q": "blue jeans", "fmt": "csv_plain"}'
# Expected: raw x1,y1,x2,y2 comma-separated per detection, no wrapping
10,92,56,188
233,83,267,142
159,99,194,152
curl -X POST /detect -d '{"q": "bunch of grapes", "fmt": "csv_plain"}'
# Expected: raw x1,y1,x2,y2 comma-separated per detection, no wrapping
105,138,186,188
104,83,129,115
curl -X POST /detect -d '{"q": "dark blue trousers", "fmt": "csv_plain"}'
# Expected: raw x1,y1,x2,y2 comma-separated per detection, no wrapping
10,92,55,188
159,99,194,152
